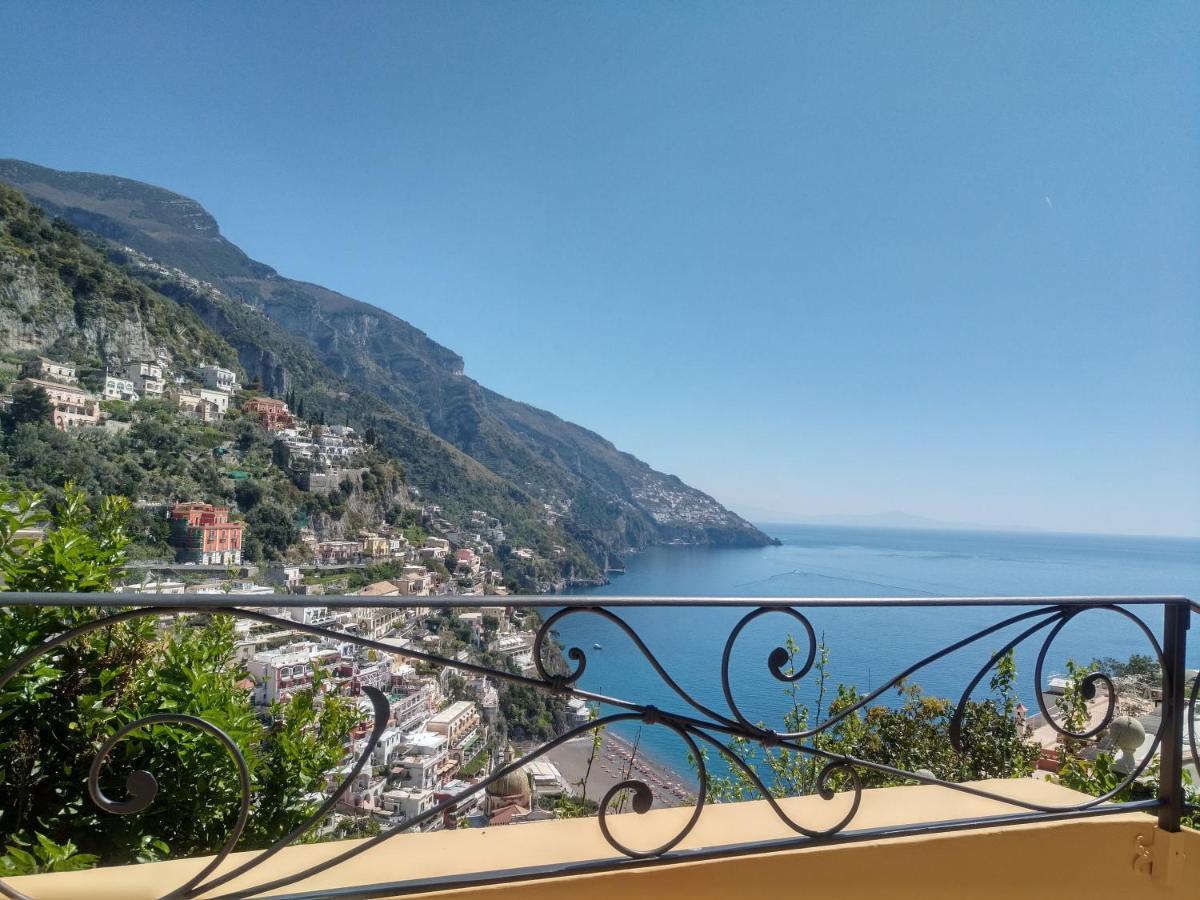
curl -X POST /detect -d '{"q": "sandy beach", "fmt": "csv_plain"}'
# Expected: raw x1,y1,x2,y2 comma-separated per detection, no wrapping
544,729,698,809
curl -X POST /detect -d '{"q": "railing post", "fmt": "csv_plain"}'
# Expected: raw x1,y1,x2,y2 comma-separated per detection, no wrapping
1157,601,1190,832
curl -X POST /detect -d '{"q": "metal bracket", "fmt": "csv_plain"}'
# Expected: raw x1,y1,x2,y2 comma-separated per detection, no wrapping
1134,830,1188,886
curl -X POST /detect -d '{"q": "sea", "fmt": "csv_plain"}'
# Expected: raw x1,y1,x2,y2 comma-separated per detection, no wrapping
556,524,1200,782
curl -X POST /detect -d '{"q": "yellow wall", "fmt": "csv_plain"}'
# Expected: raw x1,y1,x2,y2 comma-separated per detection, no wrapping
7,780,1196,899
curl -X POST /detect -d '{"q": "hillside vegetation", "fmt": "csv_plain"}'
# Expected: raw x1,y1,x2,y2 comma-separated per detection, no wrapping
0,159,775,572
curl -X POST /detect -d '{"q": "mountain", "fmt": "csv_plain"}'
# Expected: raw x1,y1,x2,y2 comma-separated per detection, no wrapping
0,159,773,567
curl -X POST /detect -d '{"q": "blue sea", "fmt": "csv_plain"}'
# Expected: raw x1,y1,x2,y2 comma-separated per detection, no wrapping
556,525,1200,781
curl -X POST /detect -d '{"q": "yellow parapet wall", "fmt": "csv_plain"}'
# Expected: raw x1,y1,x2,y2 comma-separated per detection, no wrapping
7,779,1196,899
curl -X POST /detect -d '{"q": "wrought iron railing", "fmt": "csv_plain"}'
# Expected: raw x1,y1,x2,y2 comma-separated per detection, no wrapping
0,594,1196,899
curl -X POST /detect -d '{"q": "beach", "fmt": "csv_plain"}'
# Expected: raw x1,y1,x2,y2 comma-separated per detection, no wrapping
544,729,697,809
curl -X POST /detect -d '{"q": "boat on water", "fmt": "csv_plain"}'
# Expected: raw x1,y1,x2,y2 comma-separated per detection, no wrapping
593,643,603,650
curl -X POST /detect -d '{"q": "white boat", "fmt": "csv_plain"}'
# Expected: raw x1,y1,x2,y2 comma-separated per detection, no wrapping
593,643,603,650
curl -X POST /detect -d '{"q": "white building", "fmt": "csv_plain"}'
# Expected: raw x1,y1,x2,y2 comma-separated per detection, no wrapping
489,633,534,670
265,564,303,588
341,768,385,813
247,642,342,705
391,685,435,733
199,387,230,415
102,375,139,402
177,390,221,421
372,728,408,767
282,606,339,627
427,700,481,760
118,579,185,594
380,787,438,829
227,581,276,597
127,361,165,398
523,760,566,797
200,364,238,393
397,730,449,790
456,611,484,644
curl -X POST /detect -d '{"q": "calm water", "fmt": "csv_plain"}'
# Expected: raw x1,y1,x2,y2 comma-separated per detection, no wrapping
556,525,1200,780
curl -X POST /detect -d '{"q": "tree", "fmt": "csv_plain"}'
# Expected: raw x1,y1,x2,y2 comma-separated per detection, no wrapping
577,704,604,802
701,639,1039,803
243,503,298,560
1,384,53,433
1052,658,1096,760
0,486,363,871
233,479,264,511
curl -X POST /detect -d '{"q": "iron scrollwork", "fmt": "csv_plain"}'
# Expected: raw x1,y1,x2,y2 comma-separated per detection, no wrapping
0,595,1194,898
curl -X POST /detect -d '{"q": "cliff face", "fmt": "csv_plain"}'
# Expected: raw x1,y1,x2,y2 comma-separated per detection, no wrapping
0,190,238,376
0,159,773,556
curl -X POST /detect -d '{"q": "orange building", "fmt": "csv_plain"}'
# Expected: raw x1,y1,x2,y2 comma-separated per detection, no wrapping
169,502,244,565
243,396,295,431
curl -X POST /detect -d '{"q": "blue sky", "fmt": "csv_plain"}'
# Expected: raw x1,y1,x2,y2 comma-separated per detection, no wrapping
2,2,1197,536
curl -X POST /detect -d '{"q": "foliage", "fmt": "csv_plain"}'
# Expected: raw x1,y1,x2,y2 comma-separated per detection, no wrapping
540,794,599,819
1058,753,1200,830
0,486,364,869
242,503,298,561
577,704,604,801
1089,653,1161,685
1053,658,1096,759
1,383,53,434
233,479,263,511
702,638,1040,803
1054,661,1199,830
0,834,97,877
459,748,490,778
244,666,359,846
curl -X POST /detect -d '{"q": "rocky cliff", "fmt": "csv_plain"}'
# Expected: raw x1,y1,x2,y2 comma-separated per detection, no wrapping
0,159,774,560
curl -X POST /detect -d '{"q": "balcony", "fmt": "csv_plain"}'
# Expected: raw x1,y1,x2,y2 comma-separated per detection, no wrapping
1,593,1197,899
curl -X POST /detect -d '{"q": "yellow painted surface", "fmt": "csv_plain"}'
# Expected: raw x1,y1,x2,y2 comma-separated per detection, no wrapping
7,779,1197,899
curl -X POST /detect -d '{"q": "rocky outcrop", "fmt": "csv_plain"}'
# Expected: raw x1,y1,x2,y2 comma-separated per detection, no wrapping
0,254,155,364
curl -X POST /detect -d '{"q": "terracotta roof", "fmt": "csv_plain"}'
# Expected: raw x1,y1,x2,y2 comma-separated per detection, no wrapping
486,803,529,826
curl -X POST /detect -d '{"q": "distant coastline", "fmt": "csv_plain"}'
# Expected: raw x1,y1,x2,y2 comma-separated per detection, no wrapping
751,517,1200,542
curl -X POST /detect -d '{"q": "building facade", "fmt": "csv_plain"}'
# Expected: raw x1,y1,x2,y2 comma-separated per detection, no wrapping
168,502,244,564
177,391,222,422
243,396,295,431
21,378,100,429
21,357,76,383
427,700,482,762
200,364,238,393
127,361,165,398
102,375,139,402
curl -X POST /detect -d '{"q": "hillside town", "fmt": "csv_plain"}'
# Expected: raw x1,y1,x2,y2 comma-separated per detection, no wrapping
213,597,593,832
1,352,564,595
0,351,616,832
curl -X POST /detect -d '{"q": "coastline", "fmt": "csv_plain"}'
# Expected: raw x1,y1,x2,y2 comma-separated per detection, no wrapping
543,728,698,809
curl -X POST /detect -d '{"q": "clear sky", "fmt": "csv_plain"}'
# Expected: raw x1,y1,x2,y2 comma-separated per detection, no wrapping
2,2,1197,536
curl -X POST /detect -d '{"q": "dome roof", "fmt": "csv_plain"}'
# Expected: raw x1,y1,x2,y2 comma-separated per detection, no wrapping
486,769,530,798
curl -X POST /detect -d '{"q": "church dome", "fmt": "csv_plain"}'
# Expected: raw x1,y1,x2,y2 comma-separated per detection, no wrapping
486,769,530,799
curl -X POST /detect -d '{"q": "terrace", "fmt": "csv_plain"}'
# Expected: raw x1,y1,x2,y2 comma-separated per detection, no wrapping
1,593,1197,899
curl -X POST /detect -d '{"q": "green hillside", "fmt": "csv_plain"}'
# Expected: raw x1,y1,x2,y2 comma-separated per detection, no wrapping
0,184,600,587
0,159,775,570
